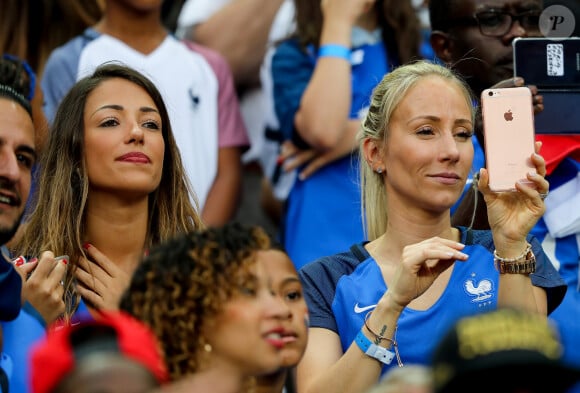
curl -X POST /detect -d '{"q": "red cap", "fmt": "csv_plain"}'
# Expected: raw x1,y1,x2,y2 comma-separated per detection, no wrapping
30,311,169,393
536,134,580,175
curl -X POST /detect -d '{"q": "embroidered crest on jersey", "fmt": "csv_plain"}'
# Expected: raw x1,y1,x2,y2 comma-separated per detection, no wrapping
463,277,494,303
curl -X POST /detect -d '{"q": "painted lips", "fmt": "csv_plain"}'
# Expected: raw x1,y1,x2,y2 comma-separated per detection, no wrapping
116,152,150,163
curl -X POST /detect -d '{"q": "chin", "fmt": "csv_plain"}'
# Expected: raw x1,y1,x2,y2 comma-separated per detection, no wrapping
280,351,302,368
119,184,159,195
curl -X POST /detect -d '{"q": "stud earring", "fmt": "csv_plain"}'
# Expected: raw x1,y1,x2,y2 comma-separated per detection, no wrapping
376,167,383,174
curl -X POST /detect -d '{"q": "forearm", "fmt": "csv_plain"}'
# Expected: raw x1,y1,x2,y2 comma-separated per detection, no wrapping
295,16,353,150
494,242,547,314
497,274,544,313
187,0,285,85
299,297,403,393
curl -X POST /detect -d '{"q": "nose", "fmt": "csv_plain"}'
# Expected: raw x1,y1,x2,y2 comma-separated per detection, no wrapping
439,132,460,163
127,121,145,144
268,292,292,320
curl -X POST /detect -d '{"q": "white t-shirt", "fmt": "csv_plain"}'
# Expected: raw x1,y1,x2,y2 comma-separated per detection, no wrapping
176,0,295,167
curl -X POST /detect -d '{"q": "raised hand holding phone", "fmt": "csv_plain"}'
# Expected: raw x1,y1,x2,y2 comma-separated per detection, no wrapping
481,87,536,192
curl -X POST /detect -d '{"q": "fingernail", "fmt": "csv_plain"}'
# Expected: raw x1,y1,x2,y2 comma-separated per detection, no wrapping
55,255,69,265
276,156,284,165
82,242,91,250
528,171,537,177
514,77,524,85
29,257,38,264
13,256,26,266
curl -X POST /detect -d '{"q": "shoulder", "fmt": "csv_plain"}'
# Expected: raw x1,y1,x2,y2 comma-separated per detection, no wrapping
463,227,495,249
54,28,98,56
299,243,368,287
43,28,99,82
182,39,228,68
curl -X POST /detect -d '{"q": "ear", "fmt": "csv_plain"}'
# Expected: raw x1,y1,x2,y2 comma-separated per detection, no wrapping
361,137,385,171
430,30,454,64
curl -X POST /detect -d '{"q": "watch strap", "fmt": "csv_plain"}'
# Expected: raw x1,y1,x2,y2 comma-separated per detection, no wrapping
494,244,536,274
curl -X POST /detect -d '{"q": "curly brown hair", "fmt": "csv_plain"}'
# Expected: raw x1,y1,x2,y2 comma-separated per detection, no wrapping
119,222,276,381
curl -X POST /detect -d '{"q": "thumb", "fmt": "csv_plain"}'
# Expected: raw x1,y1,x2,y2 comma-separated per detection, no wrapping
15,259,39,280
493,77,524,88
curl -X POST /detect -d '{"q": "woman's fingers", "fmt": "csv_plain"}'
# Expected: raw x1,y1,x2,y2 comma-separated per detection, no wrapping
76,283,104,309
75,265,104,295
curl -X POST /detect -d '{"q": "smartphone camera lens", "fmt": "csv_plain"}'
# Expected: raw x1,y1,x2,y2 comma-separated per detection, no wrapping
488,91,493,96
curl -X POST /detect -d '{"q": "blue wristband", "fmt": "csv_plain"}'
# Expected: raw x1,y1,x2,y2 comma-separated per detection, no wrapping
318,44,351,62
354,330,395,365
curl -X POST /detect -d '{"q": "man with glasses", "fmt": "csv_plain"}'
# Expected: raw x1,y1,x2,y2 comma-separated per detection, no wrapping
429,0,544,107
428,0,580,380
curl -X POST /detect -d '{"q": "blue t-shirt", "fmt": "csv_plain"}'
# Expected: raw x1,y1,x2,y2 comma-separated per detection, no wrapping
299,226,566,375
1,300,92,393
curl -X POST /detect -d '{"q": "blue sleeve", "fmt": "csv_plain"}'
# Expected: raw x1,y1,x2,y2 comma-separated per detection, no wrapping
41,35,88,124
298,248,361,332
271,39,315,148
529,235,568,314
0,260,21,321
299,259,339,332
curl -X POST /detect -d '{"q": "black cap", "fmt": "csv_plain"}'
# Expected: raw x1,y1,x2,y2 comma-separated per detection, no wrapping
432,308,580,393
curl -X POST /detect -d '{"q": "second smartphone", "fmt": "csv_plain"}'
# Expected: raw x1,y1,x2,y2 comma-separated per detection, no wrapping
481,87,536,192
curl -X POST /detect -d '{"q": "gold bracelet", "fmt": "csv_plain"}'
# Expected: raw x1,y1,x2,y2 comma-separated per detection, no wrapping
364,311,403,367
493,243,536,274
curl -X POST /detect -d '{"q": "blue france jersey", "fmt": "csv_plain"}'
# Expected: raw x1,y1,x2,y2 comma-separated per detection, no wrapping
299,227,566,375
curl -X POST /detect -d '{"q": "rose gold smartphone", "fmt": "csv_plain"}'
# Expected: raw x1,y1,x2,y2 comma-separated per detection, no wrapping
481,87,536,192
